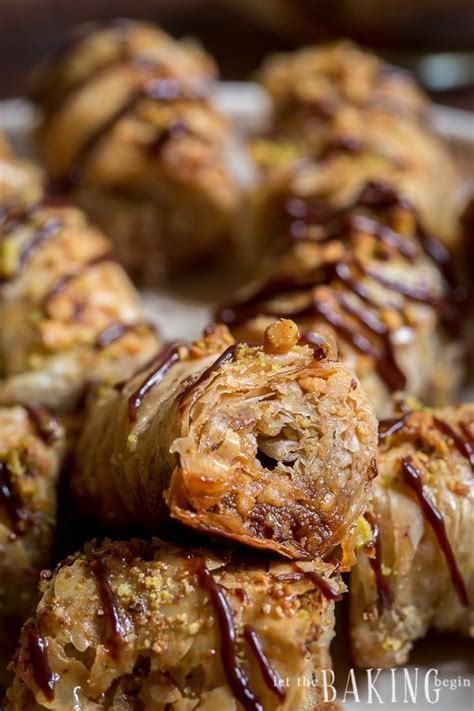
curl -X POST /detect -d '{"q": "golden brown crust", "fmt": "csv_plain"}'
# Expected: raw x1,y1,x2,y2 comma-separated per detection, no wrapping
73,322,378,560
217,181,462,416
350,403,474,668
257,41,428,124
254,42,462,250
0,404,65,687
6,538,343,710
0,145,161,414
29,20,241,283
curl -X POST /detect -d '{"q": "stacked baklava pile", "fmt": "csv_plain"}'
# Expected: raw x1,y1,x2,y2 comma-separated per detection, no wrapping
0,22,472,711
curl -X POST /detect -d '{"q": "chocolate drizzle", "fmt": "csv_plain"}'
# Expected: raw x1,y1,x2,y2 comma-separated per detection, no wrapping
42,252,113,310
243,625,286,701
24,403,61,445
217,178,461,392
378,415,409,443
27,626,55,701
276,564,342,601
198,561,263,711
378,412,474,473
1,217,63,284
432,417,474,474
148,119,190,157
294,564,343,601
363,510,392,610
0,460,30,533
59,74,197,190
400,456,469,606
95,320,156,349
128,341,181,421
460,421,474,450
179,344,238,402
296,294,406,391
357,181,457,287
89,553,124,658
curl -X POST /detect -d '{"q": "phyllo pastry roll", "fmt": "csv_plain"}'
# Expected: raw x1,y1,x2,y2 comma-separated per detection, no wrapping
253,44,462,250
72,320,377,560
257,41,428,127
216,181,463,416
6,538,343,710
0,403,64,686
0,184,160,414
350,403,474,668
29,20,241,284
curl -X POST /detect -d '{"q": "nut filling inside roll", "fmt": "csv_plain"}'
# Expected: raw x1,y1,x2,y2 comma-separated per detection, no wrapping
73,320,378,559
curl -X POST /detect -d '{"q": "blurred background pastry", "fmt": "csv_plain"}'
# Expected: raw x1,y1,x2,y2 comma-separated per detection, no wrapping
29,20,242,285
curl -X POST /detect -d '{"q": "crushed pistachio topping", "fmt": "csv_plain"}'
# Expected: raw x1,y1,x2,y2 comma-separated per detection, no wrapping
354,515,373,550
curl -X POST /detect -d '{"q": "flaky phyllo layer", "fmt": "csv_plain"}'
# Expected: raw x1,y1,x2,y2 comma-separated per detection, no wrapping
350,403,474,668
74,320,377,560
6,539,343,711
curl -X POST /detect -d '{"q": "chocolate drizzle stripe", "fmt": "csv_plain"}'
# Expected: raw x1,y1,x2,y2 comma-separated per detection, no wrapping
401,456,469,606
198,562,263,711
336,291,387,336
27,626,55,701
179,344,238,403
42,252,113,309
459,421,474,450
1,217,63,284
358,262,442,306
0,203,40,235
95,320,156,349
348,214,417,260
332,261,378,305
294,565,343,601
17,218,64,275
243,625,286,701
432,417,474,474
363,510,392,610
89,554,124,658
148,119,191,157
0,460,29,532
128,341,181,421
60,76,197,189
63,87,146,188
297,295,406,392
378,416,409,443
358,180,457,287
275,567,342,601
23,403,60,445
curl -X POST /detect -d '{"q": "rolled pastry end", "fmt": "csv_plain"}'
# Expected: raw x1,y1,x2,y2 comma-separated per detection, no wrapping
167,321,377,560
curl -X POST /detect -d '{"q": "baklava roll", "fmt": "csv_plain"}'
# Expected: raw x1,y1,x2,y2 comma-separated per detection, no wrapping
254,43,462,250
350,403,474,668
72,320,378,560
0,403,64,686
216,181,462,416
0,186,160,414
257,41,428,127
29,20,241,284
6,538,343,710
